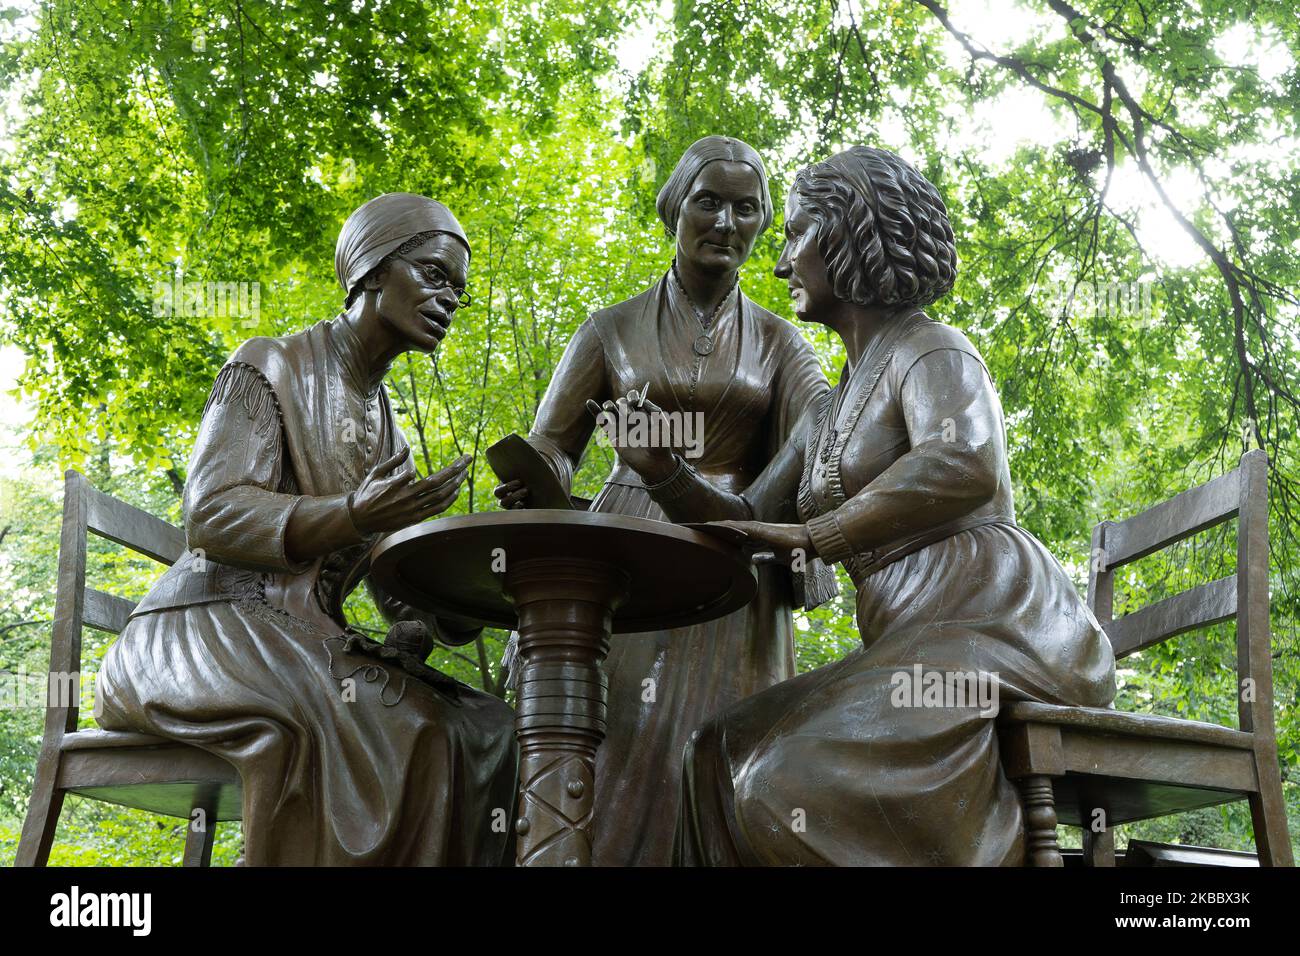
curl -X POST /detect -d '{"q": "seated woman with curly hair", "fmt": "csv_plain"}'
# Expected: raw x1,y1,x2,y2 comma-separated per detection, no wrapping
597,146,1116,865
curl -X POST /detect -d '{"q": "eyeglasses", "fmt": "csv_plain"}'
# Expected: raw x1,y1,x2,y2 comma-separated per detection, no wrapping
396,255,473,308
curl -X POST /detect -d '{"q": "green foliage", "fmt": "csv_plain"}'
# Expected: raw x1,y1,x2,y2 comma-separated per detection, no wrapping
1,0,1297,863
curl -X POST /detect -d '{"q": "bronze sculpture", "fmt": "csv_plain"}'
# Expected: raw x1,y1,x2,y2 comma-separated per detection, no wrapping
370,509,759,866
96,193,518,866
601,147,1117,865
493,135,836,865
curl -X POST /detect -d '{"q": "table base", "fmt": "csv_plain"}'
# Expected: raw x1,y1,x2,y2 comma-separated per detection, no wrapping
507,558,630,866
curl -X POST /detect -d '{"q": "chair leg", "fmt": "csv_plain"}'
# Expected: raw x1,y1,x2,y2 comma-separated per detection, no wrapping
1019,775,1063,867
15,758,65,867
1082,824,1116,867
1248,775,1294,866
182,818,217,867
182,789,219,868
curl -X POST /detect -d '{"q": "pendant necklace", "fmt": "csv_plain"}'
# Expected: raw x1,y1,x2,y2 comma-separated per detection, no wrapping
672,261,736,357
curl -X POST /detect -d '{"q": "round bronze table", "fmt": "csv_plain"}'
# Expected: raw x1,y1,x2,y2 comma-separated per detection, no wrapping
370,510,756,867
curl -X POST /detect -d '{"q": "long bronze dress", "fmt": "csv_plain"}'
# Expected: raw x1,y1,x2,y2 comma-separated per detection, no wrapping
98,317,518,866
524,269,835,866
674,314,1117,865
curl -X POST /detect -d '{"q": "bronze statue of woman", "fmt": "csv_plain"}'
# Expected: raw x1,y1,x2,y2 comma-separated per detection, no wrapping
97,193,518,866
493,136,836,866
601,147,1117,865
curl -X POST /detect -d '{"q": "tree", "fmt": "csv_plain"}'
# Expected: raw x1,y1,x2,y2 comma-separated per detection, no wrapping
1,0,1296,861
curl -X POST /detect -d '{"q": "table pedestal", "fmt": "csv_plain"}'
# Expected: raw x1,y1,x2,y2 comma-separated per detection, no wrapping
369,510,756,867
507,558,630,867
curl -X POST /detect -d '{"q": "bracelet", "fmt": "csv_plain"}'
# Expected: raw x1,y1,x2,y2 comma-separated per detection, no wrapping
641,454,698,502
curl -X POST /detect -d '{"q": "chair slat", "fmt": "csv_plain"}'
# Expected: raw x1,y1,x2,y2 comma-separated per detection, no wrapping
1105,575,1237,658
1104,467,1240,569
83,587,137,635
84,484,187,565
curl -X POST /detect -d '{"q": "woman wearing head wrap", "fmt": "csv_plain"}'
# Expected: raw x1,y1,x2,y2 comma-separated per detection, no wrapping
626,146,1115,865
96,193,519,865
493,136,836,866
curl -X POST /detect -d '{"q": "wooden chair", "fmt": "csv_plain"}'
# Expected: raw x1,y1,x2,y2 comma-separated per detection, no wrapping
998,449,1293,867
15,470,241,867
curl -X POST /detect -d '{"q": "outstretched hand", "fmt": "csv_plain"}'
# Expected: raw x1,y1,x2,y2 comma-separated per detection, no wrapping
349,447,471,534
706,520,815,566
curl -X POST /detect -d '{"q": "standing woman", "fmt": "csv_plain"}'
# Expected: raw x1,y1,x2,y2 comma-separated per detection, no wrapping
494,136,835,866
98,194,519,866
605,147,1116,865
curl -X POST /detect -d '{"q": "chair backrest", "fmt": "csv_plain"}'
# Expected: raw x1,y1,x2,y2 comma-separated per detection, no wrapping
45,469,186,735
1087,449,1275,737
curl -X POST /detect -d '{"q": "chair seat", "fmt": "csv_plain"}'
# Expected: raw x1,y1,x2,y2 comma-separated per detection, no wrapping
61,729,174,751
1000,702,1253,750
999,702,1259,826
53,730,242,822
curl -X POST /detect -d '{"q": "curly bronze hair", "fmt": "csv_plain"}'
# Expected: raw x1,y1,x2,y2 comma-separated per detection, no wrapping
792,147,957,309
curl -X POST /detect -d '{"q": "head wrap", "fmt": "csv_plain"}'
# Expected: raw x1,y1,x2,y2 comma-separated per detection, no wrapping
655,136,773,236
334,193,470,293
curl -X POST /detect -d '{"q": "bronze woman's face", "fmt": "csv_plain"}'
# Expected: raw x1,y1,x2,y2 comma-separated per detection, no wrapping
675,160,765,274
775,190,837,322
368,234,470,353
